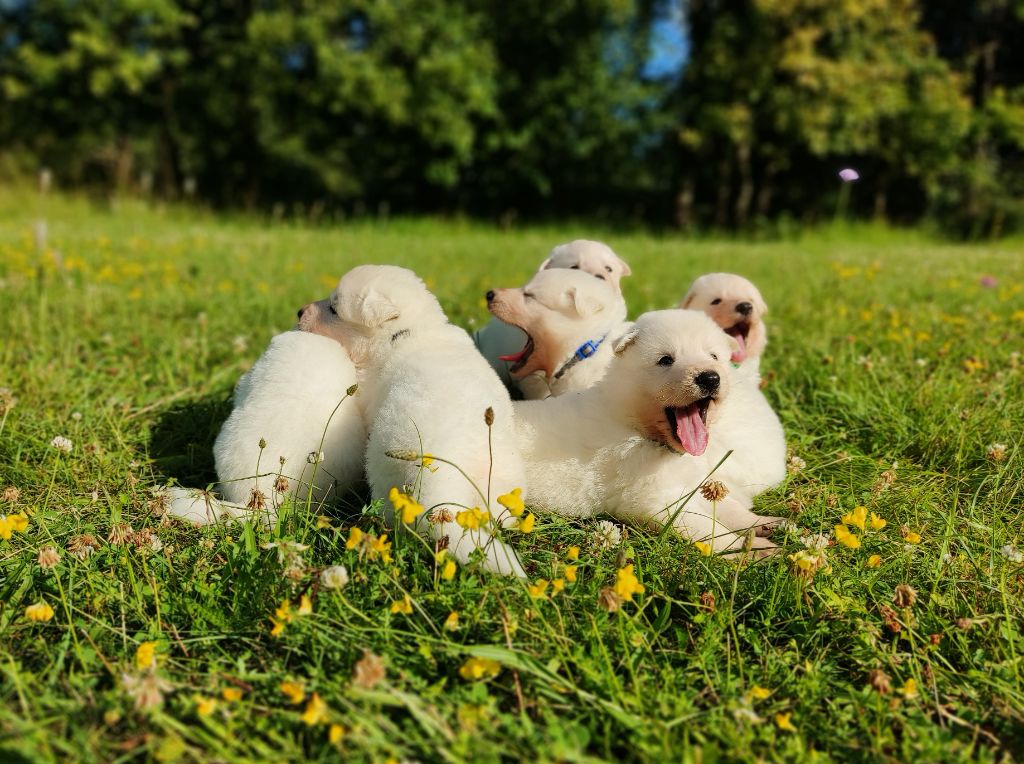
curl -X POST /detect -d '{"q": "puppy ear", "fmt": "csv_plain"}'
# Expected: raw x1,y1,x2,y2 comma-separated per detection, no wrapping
680,290,696,309
537,256,554,272
613,326,639,356
568,286,604,317
617,257,632,278
339,288,400,328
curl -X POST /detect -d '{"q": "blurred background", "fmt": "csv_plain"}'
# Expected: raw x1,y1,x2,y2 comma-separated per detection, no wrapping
1,0,1022,237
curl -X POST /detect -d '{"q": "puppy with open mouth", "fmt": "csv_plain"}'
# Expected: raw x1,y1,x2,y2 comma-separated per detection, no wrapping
486,268,630,399
298,265,527,577
514,310,778,554
475,239,631,390
681,273,787,507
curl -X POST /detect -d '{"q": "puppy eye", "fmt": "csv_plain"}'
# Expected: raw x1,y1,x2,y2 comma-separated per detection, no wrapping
595,274,605,280
523,292,534,301
711,298,722,305
657,355,674,367
604,265,612,273
570,265,580,269
710,353,719,361
329,305,337,315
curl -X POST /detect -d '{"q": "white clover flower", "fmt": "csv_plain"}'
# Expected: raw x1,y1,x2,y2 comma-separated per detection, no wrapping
1000,545,1023,563
592,520,622,549
232,335,248,354
801,532,830,551
986,443,1008,462
776,519,801,535
71,411,82,421
320,565,350,590
786,455,806,474
50,435,73,453
915,358,928,367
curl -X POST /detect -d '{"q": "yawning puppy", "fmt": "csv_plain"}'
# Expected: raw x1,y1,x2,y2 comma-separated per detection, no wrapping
486,269,629,399
475,239,631,389
514,310,777,553
299,265,526,577
164,331,367,526
680,273,786,506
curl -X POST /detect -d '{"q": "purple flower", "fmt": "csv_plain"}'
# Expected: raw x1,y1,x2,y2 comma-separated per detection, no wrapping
979,275,998,288
838,168,860,182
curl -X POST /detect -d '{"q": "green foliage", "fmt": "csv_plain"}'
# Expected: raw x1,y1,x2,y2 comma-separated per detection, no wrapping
1,192,1023,760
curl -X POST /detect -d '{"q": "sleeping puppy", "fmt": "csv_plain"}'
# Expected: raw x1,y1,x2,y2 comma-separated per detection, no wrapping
680,273,786,505
165,331,367,525
514,310,777,553
486,269,629,399
475,239,631,388
299,265,526,577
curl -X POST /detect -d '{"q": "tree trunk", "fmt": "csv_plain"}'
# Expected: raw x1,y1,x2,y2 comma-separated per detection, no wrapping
734,143,753,227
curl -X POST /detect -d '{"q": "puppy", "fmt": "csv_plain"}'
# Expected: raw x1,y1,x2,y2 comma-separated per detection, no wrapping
486,269,629,399
475,239,631,388
165,331,367,525
514,310,777,553
681,273,786,505
299,265,526,577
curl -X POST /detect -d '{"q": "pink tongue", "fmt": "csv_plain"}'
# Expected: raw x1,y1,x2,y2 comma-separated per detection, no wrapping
675,405,708,456
730,332,747,363
499,347,527,362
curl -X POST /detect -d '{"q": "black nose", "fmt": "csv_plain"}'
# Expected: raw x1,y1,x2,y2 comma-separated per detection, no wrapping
485,290,496,303
695,370,720,394
736,302,753,316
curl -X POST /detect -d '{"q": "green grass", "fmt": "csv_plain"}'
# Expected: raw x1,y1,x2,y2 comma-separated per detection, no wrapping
1,188,1023,763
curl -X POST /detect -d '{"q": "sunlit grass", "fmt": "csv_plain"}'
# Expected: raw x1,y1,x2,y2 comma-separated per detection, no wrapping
1,188,1022,761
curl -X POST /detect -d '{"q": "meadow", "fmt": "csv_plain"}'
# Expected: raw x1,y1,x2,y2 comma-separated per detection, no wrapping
1,188,1022,762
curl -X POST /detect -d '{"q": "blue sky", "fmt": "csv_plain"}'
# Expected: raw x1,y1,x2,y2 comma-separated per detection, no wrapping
644,0,689,79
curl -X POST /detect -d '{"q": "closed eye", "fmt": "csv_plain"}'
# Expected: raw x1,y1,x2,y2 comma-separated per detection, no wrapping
329,305,337,315
604,265,612,273
657,355,674,367
711,298,722,305
711,353,718,361
523,292,534,301
570,265,580,269
595,274,605,280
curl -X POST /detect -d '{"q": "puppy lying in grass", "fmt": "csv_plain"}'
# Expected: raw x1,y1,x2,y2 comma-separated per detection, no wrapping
514,310,778,553
680,273,786,505
486,268,629,399
475,239,631,389
301,265,527,577
165,331,366,525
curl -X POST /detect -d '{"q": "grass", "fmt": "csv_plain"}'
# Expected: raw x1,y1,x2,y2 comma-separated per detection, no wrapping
1,187,1023,762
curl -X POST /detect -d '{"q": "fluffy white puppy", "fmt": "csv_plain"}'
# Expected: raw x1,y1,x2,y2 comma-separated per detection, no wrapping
165,331,367,525
486,269,629,399
514,310,776,553
475,239,631,388
681,273,786,505
299,265,526,577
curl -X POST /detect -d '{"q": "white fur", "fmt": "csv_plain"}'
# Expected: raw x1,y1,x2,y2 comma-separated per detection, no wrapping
166,331,367,525
306,265,527,577
514,310,777,552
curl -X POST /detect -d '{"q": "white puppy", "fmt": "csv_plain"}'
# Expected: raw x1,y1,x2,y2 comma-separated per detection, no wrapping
514,310,776,553
475,239,631,388
681,273,786,505
165,331,367,525
300,265,526,577
486,269,629,399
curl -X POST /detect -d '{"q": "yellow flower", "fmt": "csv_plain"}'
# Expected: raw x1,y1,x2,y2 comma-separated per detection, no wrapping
517,513,536,533
497,488,525,517
527,579,549,599
328,724,345,744
24,602,54,622
221,687,243,702
345,527,365,550
389,487,425,525
9,512,28,533
279,681,305,704
842,506,867,531
551,578,565,594
316,515,332,529
459,657,501,680
904,531,922,544
866,555,882,569
614,565,645,602
567,545,580,561
834,524,861,549
300,693,328,726
297,594,313,616
963,357,985,374
564,565,577,583
749,686,772,701
420,453,435,469
694,541,712,557
456,507,488,530
369,534,393,563
275,599,292,623
135,641,157,670
900,677,918,699
775,712,797,732
0,516,12,540
193,695,217,716
441,558,457,581
390,594,413,615
270,619,286,637
444,611,459,631
869,512,887,530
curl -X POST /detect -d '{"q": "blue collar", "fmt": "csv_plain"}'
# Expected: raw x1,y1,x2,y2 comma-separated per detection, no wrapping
553,335,607,380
